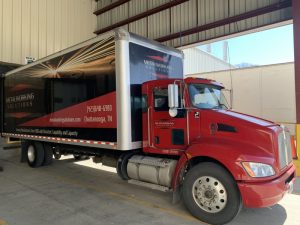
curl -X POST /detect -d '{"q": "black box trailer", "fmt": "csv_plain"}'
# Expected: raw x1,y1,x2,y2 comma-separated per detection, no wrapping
1,29,183,152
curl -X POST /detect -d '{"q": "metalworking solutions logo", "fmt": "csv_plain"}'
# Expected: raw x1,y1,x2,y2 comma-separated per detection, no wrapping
143,55,173,79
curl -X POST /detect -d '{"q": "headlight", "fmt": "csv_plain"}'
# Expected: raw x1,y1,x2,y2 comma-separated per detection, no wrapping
241,162,275,178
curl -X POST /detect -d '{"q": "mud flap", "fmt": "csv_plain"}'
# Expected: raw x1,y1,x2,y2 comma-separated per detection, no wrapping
20,140,28,163
172,185,182,204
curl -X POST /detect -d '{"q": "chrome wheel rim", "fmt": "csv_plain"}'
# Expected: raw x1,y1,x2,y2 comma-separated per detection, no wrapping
27,145,35,163
192,176,227,213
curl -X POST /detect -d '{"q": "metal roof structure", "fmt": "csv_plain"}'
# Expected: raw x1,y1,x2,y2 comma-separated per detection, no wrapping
94,0,292,48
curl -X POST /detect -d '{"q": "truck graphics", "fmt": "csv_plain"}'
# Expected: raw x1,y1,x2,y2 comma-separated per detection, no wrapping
4,36,117,142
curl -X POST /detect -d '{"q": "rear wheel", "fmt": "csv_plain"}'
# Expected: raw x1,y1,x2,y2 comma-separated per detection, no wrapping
42,144,53,166
117,151,138,180
26,142,45,168
182,162,242,225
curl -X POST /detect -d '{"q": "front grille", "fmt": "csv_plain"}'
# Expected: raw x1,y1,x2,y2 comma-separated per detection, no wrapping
278,127,293,169
285,132,293,164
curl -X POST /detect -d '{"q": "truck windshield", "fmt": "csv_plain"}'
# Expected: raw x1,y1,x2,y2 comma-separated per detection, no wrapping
189,84,228,109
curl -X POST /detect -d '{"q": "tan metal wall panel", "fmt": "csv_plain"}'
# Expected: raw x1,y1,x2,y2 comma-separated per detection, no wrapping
96,0,111,30
21,0,31,64
2,0,13,62
68,0,75,46
30,0,39,62
206,0,216,40
38,0,47,59
150,0,172,46
61,0,69,50
148,10,170,40
148,0,169,8
112,2,128,24
12,0,22,64
54,0,62,53
0,0,96,65
46,0,55,56
171,0,197,47
0,0,2,60
128,0,148,37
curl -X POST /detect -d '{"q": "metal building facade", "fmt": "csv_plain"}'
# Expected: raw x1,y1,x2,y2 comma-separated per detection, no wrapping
0,0,96,65
183,48,235,74
189,62,296,135
94,0,292,48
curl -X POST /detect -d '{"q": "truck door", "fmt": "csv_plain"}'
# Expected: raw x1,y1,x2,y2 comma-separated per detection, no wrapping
149,86,187,151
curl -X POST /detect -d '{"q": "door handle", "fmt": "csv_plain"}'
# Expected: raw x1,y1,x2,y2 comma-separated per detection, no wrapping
154,136,160,144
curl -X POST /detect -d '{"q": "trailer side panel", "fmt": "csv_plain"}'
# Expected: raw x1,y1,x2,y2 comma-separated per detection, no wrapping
3,35,117,146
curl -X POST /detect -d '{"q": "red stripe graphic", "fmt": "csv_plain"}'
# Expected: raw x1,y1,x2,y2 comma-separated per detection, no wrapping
21,92,117,128
147,55,168,63
8,112,32,119
10,84,34,92
152,73,168,79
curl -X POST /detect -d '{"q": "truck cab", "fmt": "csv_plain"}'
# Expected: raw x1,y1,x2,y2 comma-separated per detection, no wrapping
139,77,296,224
142,77,229,155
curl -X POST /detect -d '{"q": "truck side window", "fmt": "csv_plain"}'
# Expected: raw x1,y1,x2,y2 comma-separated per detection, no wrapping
154,88,169,111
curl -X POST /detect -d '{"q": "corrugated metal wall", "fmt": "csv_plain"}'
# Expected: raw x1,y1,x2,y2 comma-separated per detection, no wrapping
183,48,235,74
0,0,96,65
189,62,296,134
95,0,292,47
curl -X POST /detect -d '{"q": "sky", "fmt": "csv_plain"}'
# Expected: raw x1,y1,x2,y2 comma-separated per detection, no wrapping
199,24,294,67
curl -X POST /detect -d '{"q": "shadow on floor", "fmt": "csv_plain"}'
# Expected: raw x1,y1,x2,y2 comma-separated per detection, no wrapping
230,204,287,225
0,148,289,225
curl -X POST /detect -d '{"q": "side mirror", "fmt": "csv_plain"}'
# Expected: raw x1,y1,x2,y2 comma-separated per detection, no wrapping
168,84,179,117
168,84,179,108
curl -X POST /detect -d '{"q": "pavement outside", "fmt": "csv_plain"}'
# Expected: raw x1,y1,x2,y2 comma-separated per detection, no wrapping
294,176,300,194
0,147,300,225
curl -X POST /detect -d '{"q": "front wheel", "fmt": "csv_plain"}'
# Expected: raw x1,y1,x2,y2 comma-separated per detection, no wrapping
182,162,242,225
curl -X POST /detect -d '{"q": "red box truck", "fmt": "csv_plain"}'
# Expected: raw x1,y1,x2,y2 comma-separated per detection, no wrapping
1,29,296,224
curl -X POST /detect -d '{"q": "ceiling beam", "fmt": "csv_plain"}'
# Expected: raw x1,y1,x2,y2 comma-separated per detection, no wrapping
93,0,130,16
156,0,292,42
94,0,189,35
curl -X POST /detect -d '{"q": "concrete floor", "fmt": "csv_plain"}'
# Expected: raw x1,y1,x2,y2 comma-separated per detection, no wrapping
0,148,300,225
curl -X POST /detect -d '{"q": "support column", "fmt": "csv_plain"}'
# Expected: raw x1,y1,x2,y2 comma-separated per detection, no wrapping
293,0,300,175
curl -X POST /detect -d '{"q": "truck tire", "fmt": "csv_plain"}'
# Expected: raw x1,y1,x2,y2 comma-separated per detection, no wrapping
117,151,138,180
182,162,242,225
26,142,45,168
21,140,30,163
42,144,53,166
